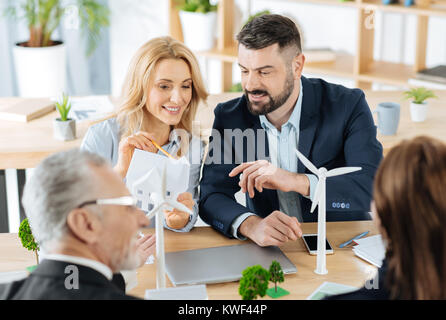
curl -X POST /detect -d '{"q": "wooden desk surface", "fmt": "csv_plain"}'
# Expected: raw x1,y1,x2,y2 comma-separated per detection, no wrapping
0,221,379,300
1,90,445,169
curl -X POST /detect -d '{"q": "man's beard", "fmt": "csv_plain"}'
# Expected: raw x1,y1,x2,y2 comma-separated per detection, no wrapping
245,71,295,116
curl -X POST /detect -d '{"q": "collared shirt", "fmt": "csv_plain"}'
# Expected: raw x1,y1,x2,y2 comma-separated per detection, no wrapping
80,118,204,232
41,253,113,280
231,79,318,239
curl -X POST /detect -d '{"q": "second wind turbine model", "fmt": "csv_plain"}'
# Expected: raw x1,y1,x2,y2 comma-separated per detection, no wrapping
294,149,361,275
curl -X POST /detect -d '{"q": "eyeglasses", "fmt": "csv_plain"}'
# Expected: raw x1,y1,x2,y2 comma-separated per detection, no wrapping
77,196,138,209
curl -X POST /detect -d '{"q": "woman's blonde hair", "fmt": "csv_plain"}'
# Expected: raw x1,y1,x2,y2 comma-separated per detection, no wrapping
116,36,208,151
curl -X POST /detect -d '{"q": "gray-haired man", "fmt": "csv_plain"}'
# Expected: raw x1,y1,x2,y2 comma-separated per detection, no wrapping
0,149,155,299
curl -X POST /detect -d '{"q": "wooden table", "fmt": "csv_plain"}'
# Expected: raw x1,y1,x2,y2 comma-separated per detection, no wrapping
0,221,379,299
1,90,445,169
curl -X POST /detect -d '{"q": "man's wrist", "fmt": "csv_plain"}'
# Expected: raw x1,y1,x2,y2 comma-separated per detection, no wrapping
239,215,260,238
292,173,310,196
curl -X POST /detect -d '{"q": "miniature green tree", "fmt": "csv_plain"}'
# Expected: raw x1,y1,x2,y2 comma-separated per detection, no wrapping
269,260,284,293
266,260,289,298
18,218,39,265
239,265,270,300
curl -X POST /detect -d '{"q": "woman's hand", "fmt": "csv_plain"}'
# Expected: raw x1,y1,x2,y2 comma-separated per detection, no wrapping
136,233,156,267
114,131,157,178
164,192,195,229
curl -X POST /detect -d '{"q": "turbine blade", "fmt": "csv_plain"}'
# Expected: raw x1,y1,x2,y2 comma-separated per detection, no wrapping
295,149,319,175
146,203,164,220
326,167,362,177
310,181,322,213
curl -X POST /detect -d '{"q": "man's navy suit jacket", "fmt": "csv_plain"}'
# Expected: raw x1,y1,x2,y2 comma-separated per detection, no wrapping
199,76,383,238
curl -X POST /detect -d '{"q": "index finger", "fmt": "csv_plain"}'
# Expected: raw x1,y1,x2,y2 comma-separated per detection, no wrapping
275,213,302,238
229,162,254,177
136,131,157,144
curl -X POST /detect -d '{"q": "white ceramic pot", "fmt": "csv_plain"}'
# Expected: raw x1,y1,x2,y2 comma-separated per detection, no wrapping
13,41,66,98
179,11,217,51
53,118,76,141
410,101,428,122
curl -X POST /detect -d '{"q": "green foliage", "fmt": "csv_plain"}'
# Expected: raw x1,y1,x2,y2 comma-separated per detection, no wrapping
229,82,242,92
245,10,271,26
403,87,438,104
269,260,284,292
238,265,270,300
18,218,39,252
180,0,217,13
4,0,109,56
55,92,71,121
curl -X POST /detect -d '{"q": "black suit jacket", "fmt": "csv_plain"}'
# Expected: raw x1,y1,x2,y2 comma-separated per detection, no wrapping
199,76,383,238
0,260,139,300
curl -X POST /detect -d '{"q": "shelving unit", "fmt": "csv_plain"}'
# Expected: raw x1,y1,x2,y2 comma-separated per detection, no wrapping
169,0,446,91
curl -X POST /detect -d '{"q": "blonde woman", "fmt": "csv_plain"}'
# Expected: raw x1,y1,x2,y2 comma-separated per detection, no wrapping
81,36,208,232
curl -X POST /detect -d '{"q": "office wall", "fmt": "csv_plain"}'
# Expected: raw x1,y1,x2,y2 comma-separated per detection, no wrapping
109,0,169,96
109,0,446,95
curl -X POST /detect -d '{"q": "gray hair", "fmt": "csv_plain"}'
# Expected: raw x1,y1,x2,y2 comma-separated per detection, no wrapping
22,149,108,250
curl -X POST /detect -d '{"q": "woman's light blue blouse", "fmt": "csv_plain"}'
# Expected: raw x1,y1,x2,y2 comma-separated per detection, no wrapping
80,118,205,232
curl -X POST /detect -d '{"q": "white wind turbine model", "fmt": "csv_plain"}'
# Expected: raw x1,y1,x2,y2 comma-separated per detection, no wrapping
295,149,361,275
132,164,192,289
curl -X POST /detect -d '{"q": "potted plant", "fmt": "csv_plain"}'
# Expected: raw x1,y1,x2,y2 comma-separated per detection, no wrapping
18,218,39,272
4,0,109,97
403,87,437,122
53,92,76,141
238,265,270,300
178,0,218,51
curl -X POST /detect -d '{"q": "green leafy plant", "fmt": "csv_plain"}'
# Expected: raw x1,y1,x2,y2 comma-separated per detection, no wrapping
268,260,284,293
245,9,271,26
179,0,217,13
403,87,438,104
238,265,270,300
4,0,110,56
18,218,39,265
229,82,242,92
55,92,72,121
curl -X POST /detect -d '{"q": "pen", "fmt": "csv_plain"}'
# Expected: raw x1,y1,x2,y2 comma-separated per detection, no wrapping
149,138,176,159
339,231,369,248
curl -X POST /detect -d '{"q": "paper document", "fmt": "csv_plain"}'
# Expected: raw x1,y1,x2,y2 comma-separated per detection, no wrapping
126,149,190,212
0,270,28,284
52,95,116,121
145,284,208,300
352,235,386,267
307,282,358,300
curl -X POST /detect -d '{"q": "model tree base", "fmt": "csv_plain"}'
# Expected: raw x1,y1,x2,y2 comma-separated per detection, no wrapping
26,265,38,273
266,286,289,299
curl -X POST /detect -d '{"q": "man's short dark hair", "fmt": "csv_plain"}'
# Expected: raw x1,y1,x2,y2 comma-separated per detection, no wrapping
236,14,302,54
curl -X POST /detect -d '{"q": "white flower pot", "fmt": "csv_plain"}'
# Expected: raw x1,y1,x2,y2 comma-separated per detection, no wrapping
179,11,217,51
13,41,66,98
410,101,428,122
53,118,76,141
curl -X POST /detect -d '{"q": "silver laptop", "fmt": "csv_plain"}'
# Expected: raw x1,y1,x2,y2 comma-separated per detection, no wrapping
165,243,297,286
